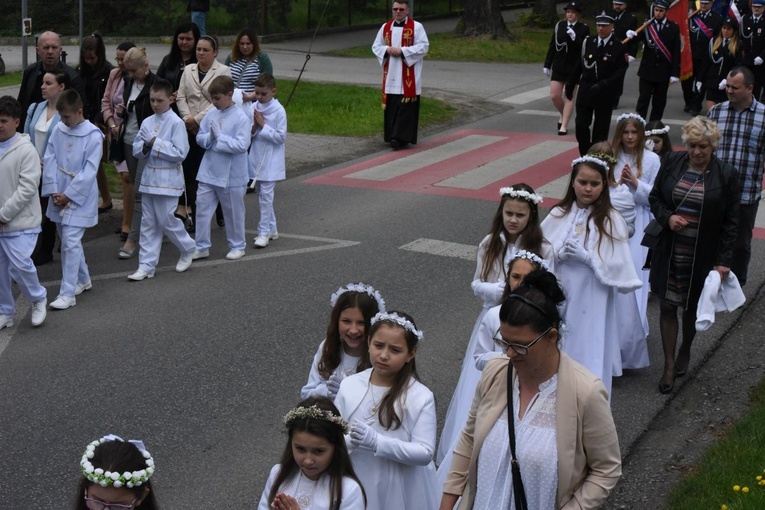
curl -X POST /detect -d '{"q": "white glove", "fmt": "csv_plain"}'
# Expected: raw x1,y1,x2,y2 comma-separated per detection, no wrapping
326,371,343,399
718,78,727,90
559,239,590,265
567,27,576,40
645,138,656,151
755,56,764,66
626,30,638,39
628,55,636,63
543,67,550,76
669,76,680,84
694,81,702,92
210,121,222,139
350,419,378,452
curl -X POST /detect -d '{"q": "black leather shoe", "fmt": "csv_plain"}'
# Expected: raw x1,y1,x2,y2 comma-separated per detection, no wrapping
658,369,676,394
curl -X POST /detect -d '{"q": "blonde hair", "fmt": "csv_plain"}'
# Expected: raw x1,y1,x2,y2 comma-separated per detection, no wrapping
682,116,720,150
612,117,646,178
123,46,148,67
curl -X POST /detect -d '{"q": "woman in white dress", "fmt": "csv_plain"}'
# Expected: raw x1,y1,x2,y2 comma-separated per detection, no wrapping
259,397,366,510
438,184,552,465
541,155,642,398
335,311,438,510
440,270,621,509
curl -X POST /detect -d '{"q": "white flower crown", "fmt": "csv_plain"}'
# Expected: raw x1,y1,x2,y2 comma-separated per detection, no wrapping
645,125,671,136
371,312,424,342
80,435,155,489
330,282,386,312
499,187,544,205
572,155,610,172
513,250,551,271
284,405,350,435
616,112,646,126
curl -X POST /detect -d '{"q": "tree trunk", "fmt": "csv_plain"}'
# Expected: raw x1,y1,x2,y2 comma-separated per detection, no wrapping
458,0,510,39
532,0,560,26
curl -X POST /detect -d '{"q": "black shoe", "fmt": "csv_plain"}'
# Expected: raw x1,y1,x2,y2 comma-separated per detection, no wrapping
390,139,400,149
246,180,255,193
658,368,676,394
215,207,225,228
98,202,113,214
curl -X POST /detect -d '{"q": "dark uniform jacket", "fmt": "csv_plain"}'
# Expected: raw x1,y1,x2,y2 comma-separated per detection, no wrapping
544,20,591,80
740,14,765,65
689,10,723,60
638,18,682,82
568,34,629,107
613,10,639,57
699,37,741,89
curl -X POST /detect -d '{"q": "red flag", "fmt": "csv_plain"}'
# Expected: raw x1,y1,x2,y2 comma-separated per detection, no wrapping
669,0,694,80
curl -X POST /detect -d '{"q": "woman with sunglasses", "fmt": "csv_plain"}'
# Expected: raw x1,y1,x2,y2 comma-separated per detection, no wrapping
74,434,159,510
439,269,621,510
115,47,155,259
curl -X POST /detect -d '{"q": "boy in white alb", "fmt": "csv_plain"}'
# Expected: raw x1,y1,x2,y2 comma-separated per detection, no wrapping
192,75,251,261
127,79,195,281
41,90,103,310
249,73,287,249
0,96,47,328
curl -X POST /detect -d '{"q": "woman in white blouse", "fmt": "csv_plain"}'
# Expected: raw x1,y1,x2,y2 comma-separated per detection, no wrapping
440,270,621,510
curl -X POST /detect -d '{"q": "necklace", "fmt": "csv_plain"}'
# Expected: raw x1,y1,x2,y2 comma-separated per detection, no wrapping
295,472,317,509
366,380,387,423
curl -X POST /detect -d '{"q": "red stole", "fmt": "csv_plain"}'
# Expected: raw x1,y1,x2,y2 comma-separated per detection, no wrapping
382,16,417,107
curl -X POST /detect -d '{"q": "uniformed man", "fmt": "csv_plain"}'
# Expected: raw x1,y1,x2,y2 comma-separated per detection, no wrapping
632,0,681,121
611,0,639,109
566,12,629,155
740,0,765,100
683,0,722,114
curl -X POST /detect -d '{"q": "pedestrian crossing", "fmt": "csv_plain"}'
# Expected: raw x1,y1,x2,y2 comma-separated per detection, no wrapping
303,128,765,239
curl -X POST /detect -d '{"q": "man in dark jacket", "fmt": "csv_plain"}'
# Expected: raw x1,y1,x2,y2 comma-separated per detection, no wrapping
612,0,639,109
188,0,210,36
740,0,765,100
632,0,681,121
683,0,722,114
17,31,79,127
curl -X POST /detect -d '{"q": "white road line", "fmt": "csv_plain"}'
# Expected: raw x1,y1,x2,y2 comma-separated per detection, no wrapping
0,232,358,361
500,87,550,105
535,173,571,201
434,140,579,190
344,135,506,181
400,238,477,261
517,109,689,127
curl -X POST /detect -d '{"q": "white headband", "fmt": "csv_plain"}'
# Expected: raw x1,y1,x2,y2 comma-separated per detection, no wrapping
572,155,610,172
513,250,551,271
498,187,544,205
371,312,424,342
646,125,671,136
330,283,386,312
80,434,155,489
616,112,646,126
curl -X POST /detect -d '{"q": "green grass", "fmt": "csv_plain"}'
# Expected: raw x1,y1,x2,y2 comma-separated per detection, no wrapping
328,25,551,63
104,161,123,199
666,380,765,510
276,79,456,137
0,71,22,88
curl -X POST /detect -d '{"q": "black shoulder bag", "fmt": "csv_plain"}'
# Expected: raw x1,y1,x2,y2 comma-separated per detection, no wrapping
508,364,529,510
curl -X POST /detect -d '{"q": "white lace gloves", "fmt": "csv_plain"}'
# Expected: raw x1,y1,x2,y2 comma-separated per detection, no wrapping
755,56,764,66
719,78,727,90
694,81,703,92
543,67,550,76
626,30,638,39
326,372,343,399
669,76,680,84
567,26,576,40
645,139,656,151
559,239,590,265
350,419,378,452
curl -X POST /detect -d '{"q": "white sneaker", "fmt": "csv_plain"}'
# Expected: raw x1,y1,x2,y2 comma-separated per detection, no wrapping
75,280,92,296
31,298,47,326
0,314,13,330
127,269,154,281
50,295,76,310
192,249,209,260
176,252,193,272
269,232,279,240
225,249,245,260
253,235,269,248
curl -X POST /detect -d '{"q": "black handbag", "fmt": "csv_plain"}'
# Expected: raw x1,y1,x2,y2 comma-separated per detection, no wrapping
108,127,125,162
640,218,664,249
507,365,529,510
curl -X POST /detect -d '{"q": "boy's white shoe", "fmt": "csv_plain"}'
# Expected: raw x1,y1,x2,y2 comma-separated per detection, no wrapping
254,235,269,248
176,252,194,272
75,280,92,295
225,249,245,260
31,298,47,326
0,314,13,330
127,269,154,281
269,232,278,240
192,249,209,260
50,295,76,310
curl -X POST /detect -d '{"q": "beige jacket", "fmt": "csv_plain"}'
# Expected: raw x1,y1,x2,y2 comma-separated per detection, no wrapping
175,60,231,124
0,134,42,233
443,354,621,509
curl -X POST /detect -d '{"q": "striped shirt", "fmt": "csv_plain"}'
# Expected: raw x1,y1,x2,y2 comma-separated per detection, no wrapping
707,98,765,204
228,58,262,93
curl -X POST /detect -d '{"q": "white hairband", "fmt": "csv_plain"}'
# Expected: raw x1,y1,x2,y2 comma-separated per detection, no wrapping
330,283,386,312
572,155,610,172
616,112,646,126
646,125,671,136
498,187,544,205
80,434,155,489
371,312,424,341
513,250,551,271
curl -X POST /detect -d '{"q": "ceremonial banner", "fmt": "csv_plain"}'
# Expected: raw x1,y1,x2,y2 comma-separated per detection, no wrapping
670,0,694,80
711,0,742,23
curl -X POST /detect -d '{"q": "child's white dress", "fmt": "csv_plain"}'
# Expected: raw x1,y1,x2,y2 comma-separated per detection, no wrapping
257,465,365,510
301,339,361,400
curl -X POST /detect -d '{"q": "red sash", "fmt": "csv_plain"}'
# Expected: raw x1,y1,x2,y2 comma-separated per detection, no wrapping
692,16,714,39
382,17,417,107
647,23,673,63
